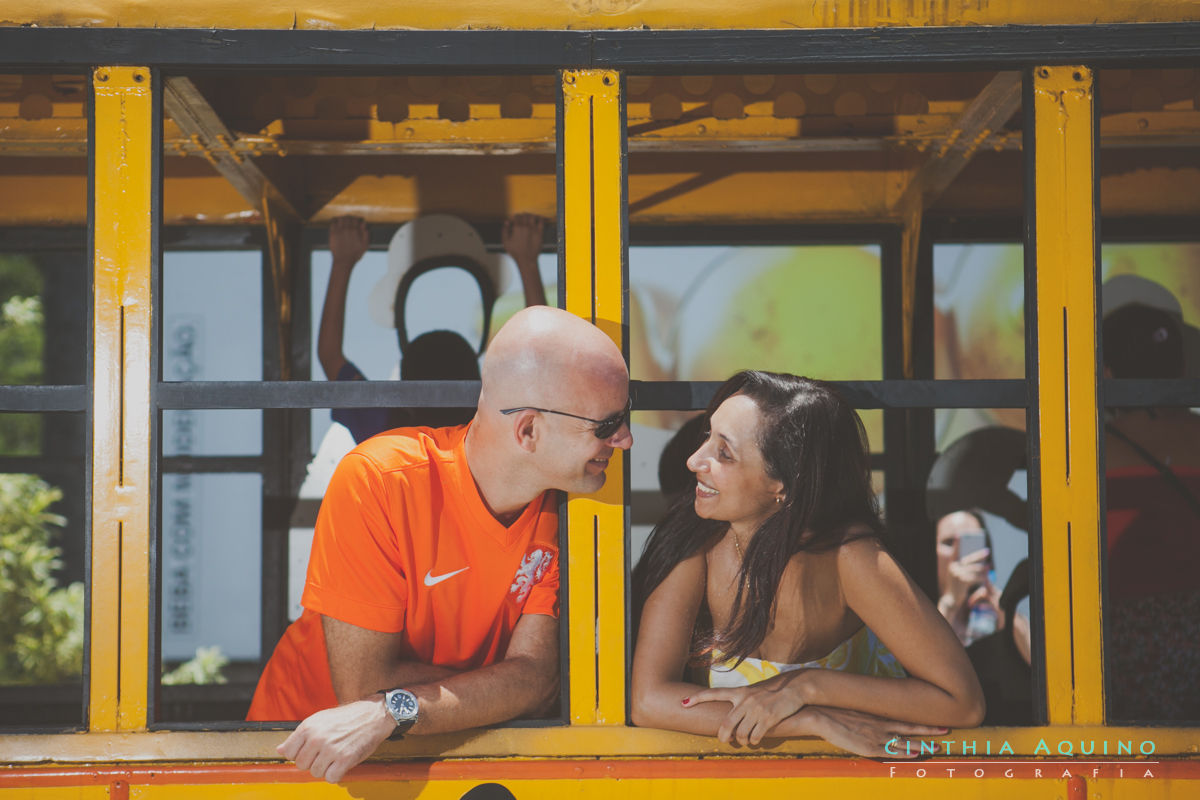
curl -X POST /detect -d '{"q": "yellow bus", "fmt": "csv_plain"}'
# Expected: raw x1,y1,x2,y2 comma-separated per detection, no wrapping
2,1,1200,797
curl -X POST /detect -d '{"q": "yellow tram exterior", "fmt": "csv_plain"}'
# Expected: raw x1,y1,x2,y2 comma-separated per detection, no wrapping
2,2,1200,798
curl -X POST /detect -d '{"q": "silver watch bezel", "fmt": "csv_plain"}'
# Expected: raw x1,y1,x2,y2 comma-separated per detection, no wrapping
383,687,419,733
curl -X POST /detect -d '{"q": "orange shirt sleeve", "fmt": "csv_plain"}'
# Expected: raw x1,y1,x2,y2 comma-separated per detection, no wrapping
522,545,560,618
301,451,409,632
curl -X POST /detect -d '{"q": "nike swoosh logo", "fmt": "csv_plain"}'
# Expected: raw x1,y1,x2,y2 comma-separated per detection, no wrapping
424,566,470,587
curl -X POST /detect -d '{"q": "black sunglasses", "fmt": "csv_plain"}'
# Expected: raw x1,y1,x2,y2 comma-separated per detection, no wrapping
500,398,632,440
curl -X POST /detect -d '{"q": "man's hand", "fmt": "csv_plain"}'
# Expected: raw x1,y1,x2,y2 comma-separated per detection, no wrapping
329,216,369,272
278,696,396,784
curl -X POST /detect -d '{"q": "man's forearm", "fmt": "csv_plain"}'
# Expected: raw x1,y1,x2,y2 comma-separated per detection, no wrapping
404,654,558,735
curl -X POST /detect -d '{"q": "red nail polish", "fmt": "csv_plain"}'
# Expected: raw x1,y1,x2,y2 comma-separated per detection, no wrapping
681,698,690,706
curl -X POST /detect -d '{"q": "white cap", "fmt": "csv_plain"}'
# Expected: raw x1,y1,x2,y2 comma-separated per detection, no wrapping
1101,274,1183,318
1101,273,1200,378
368,214,507,329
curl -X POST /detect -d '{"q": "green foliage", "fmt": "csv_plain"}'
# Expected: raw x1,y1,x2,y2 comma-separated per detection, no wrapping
0,474,83,684
162,646,229,686
0,254,44,455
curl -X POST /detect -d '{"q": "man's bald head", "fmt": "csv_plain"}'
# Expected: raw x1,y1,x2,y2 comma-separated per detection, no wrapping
480,306,628,414
466,306,632,513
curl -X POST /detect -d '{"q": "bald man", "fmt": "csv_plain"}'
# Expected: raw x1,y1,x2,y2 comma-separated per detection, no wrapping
250,307,632,782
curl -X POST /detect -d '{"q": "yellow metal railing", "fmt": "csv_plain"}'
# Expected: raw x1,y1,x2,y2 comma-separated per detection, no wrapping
91,65,154,732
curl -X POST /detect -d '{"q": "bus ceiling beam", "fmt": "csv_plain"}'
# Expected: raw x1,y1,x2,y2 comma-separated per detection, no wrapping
4,24,1200,69
163,76,303,223
895,71,1023,213
888,71,1021,378
164,76,303,379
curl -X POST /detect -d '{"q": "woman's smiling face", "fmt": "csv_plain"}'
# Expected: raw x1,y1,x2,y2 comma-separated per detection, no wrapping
686,393,785,533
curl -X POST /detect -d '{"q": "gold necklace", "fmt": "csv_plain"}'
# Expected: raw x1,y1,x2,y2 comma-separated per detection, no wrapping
730,528,744,560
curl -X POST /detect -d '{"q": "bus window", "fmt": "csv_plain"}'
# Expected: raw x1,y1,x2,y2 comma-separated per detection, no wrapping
156,71,563,727
625,69,1039,745
1097,242,1200,723
0,71,89,728
1096,63,1200,723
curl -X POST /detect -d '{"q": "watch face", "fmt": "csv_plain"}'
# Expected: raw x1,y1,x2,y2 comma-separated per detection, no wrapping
387,689,419,722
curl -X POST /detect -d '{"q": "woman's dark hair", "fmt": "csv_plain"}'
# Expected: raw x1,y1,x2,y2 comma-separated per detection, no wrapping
631,371,882,664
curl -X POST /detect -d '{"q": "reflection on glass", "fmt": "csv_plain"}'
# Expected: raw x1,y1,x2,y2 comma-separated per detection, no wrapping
1101,283,1200,721
926,424,1033,726
932,243,1025,449
162,251,263,383
628,244,882,458
162,410,262,457
161,473,262,664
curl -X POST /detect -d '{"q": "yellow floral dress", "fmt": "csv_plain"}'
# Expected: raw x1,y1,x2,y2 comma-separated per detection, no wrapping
709,626,906,687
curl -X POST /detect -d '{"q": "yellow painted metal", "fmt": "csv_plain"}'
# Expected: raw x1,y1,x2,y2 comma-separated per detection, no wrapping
560,68,627,726
5,0,1200,30
0,724,1196,763
0,789,109,800
561,68,599,726
121,777,1098,800
1032,66,1104,726
91,65,154,733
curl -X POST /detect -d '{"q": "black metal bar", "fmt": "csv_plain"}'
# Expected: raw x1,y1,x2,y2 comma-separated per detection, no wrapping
82,64,96,732
593,24,1200,70
0,456,83,475
632,379,1029,411
1103,380,1200,407
157,377,1033,409
0,227,89,251
156,379,482,408
1022,66,1048,727
0,29,590,70
0,385,88,412
161,456,265,472
5,24,1200,70
628,223,901,246
148,66,165,725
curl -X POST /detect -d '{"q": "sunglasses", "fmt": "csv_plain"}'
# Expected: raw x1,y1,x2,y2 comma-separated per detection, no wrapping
500,398,632,440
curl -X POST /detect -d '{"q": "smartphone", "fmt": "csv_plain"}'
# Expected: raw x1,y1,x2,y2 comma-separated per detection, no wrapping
957,530,988,560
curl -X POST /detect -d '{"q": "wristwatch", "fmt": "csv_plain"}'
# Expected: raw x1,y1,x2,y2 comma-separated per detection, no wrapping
379,688,419,738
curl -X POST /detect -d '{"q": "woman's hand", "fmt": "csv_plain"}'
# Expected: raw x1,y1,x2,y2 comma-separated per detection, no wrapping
683,672,808,746
802,706,948,758
940,548,991,610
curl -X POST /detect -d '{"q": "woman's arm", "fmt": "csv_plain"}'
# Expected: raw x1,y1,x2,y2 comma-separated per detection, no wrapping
795,537,986,727
631,545,952,753
630,551,728,735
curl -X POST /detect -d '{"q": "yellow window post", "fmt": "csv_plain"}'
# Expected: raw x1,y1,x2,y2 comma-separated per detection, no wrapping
1032,66,1104,725
91,66,155,731
560,68,627,725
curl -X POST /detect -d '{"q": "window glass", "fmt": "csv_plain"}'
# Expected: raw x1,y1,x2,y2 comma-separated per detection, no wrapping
933,243,1026,449
159,472,262,722
0,86,89,726
1096,241,1200,722
162,251,263,382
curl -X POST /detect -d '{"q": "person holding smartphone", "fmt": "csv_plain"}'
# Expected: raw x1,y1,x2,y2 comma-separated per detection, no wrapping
935,510,1002,646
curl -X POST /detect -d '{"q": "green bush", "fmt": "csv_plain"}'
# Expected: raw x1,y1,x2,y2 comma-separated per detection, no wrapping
0,474,83,684
0,254,44,455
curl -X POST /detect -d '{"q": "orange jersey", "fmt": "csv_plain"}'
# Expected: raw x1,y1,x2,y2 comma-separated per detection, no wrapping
248,424,559,721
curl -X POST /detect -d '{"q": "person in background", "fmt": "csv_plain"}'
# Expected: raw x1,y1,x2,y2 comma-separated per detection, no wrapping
934,510,1002,647
253,306,634,782
316,213,548,442
1102,301,1200,721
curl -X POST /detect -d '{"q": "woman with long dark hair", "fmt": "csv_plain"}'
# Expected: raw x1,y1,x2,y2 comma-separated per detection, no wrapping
631,371,984,755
